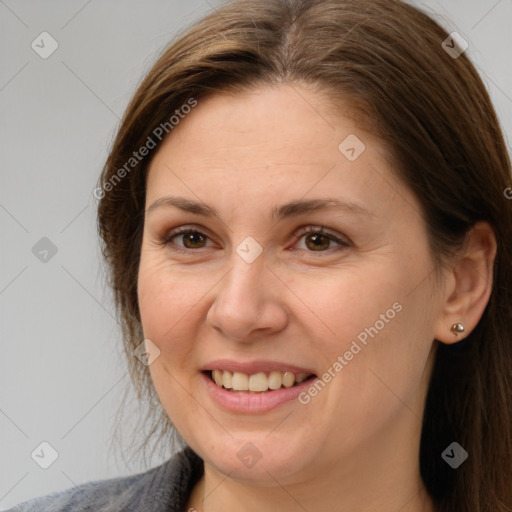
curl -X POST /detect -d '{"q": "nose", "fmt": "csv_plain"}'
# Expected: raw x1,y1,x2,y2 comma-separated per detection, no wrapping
206,255,289,342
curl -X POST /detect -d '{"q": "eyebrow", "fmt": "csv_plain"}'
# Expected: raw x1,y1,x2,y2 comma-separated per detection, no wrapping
146,195,375,220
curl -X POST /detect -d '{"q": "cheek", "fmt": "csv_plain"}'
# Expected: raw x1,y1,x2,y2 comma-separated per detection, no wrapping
303,253,435,393
291,260,406,353
138,256,207,431
138,252,206,339
138,260,192,373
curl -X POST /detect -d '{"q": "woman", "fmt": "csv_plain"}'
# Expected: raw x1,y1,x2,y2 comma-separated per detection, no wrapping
9,0,512,510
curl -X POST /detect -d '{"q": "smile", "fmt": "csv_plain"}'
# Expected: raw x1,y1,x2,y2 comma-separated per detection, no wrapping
209,370,314,393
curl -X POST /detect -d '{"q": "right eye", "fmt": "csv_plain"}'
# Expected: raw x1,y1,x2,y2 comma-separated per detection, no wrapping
161,228,214,251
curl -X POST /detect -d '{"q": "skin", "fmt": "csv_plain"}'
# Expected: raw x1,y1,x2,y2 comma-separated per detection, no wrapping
137,84,496,512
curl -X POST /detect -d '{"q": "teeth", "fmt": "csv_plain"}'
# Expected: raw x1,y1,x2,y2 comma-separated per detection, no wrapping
212,369,223,387
222,370,233,389
210,369,313,392
248,372,268,392
268,371,282,390
232,372,249,391
282,371,295,388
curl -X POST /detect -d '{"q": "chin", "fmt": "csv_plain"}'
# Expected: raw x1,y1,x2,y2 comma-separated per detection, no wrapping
193,433,316,485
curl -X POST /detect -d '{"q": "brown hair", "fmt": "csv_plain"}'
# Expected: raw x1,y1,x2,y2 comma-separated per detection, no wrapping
97,0,512,509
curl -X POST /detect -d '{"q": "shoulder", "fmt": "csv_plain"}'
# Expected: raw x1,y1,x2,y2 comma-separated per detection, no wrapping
5,447,203,512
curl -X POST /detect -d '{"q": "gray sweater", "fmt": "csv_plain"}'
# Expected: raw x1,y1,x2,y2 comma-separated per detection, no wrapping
6,447,204,512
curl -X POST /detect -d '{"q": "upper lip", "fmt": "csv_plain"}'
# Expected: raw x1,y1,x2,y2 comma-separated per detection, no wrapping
202,359,316,375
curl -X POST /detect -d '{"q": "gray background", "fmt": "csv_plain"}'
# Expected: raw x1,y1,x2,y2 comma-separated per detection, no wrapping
1,0,511,509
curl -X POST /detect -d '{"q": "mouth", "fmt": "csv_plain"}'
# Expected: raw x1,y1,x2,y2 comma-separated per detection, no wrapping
201,363,319,413
204,369,317,393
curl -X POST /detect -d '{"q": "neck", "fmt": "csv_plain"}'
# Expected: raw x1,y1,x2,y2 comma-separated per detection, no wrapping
189,471,435,512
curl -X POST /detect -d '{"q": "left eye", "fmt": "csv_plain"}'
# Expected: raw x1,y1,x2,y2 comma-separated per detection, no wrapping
293,227,349,252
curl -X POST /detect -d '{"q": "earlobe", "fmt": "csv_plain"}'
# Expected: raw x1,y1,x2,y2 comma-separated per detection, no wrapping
434,221,497,345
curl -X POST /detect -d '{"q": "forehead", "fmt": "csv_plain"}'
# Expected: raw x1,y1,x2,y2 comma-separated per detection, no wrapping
153,85,367,162
145,84,409,219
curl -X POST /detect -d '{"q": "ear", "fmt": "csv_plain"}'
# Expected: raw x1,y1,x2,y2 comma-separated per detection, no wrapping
434,221,497,344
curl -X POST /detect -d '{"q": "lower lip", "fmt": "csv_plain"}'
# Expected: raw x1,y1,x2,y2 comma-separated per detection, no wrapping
201,372,317,414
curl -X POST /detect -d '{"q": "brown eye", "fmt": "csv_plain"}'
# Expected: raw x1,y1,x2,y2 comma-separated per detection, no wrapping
162,229,213,251
176,231,208,249
304,233,331,251
293,226,350,253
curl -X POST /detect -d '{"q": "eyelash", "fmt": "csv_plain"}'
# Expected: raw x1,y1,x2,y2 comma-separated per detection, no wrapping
160,225,351,254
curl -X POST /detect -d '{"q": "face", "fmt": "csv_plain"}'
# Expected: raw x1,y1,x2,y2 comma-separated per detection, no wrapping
137,84,442,486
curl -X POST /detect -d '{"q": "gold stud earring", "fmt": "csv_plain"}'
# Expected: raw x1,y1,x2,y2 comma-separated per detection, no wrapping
451,323,465,336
